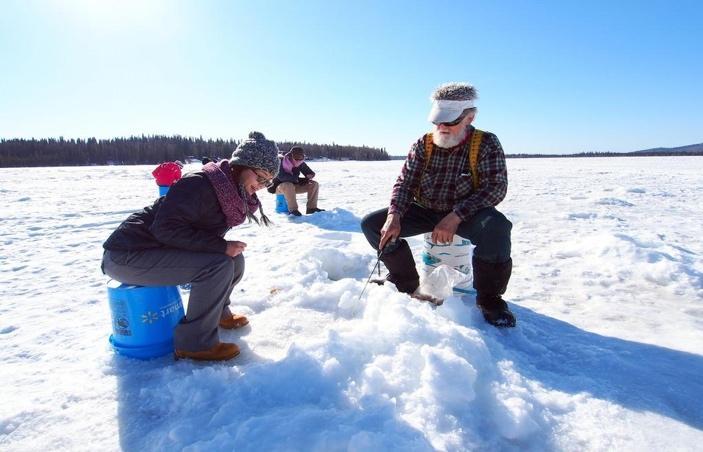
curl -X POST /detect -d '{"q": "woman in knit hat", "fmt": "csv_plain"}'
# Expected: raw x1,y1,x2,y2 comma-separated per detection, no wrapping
102,132,280,361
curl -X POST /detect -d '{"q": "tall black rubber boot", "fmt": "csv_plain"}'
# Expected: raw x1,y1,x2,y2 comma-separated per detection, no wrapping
380,239,420,294
472,256,516,327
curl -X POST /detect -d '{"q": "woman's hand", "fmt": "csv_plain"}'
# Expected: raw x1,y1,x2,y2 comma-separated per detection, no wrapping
225,241,247,257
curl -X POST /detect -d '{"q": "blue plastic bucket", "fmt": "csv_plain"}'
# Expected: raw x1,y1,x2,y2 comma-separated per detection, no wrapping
158,185,170,196
275,193,288,213
107,281,185,359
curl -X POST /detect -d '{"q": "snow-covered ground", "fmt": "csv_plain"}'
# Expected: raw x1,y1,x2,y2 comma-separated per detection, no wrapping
1,157,702,451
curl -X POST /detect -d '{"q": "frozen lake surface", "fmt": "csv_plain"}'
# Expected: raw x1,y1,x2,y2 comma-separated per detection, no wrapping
1,157,702,451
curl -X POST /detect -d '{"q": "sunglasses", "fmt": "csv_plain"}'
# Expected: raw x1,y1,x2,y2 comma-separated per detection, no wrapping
432,111,469,127
253,170,274,188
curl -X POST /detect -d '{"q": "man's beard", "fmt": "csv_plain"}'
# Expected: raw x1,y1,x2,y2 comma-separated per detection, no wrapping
432,125,469,148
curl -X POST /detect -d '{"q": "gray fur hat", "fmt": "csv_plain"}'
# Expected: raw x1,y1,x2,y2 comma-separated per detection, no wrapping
230,131,280,177
431,82,478,101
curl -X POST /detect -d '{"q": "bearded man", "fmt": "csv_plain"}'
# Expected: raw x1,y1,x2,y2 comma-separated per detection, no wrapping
360,82,515,327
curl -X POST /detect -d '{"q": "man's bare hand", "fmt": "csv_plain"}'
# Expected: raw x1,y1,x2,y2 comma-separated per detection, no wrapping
225,241,247,257
379,213,401,251
432,212,462,244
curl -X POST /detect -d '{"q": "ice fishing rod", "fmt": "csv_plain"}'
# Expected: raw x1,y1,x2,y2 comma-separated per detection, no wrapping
358,238,396,301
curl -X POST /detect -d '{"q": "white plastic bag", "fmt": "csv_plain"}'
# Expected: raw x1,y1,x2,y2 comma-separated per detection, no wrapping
418,265,470,300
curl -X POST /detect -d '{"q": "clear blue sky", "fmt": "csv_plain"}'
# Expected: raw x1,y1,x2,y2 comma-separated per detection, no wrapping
1,0,701,155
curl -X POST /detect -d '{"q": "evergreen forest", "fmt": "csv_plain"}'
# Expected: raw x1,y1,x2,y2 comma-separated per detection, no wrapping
0,136,390,167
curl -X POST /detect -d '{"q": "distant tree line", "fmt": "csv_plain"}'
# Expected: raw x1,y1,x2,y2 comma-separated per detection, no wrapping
278,140,389,161
0,136,390,167
508,150,703,158
385,149,703,161
508,142,703,158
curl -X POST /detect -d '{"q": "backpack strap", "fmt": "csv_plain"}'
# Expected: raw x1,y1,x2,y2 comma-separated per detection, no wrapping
414,134,434,202
424,130,483,190
469,129,483,190
424,133,434,167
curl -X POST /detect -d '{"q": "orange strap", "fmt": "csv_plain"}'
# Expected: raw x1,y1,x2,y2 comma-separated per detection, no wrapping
468,129,483,190
423,133,434,166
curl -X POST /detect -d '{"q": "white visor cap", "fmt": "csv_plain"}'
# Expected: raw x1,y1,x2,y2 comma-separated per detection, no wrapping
427,99,475,124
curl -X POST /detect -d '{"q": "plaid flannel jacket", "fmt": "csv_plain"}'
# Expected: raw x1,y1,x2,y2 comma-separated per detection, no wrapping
388,126,508,221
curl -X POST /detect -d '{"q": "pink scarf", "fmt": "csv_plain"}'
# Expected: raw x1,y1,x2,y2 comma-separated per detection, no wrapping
202,161,265,227
281,155,304,174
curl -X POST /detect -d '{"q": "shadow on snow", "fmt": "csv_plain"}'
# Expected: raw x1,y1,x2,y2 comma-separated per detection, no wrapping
490,305,703,431
282,208,362,233
111,345,431,451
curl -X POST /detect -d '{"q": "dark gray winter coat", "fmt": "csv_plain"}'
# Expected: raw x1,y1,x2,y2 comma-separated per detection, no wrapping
103,172,229,254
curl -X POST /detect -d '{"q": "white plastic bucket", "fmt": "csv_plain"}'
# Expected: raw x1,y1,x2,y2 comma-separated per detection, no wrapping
420,233,474,294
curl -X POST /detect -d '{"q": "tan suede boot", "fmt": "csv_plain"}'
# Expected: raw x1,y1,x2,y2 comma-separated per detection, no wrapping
174,342,240,361
219,314,249,329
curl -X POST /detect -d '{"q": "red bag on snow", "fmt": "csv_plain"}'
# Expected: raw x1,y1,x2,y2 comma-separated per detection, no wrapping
152,162,182,186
